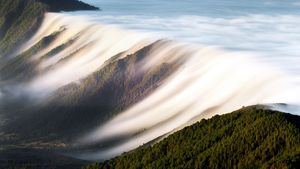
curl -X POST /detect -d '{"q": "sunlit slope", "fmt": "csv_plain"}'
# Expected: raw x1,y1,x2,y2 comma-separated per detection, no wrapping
85,106,300,169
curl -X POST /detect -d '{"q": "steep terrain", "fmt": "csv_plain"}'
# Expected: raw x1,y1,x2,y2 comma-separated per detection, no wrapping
1,106,300,169
0,0,179,156
0,0,46,58
0,0,98,58
1,0,300,168
1,41,180,145
85,106,300,169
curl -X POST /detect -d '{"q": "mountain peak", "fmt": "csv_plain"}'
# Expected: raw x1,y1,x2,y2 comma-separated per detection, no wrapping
37,0,100,12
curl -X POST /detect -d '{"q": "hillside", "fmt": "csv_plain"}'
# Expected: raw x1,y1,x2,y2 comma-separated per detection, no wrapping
0,0,178,151
0,1,299,169
1,41,179,144
85,106,300,169
0,0,46,58
0,0,98,58
0,148,88,169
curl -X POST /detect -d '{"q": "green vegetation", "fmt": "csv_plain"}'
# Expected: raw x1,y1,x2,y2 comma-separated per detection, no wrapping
1,1,299,169
0,0,46,58
0,28,64,82
4,42,180,142
84,106,300,169
0,0,98,58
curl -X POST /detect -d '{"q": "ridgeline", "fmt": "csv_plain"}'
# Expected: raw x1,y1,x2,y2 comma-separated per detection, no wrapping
0,0,99,58
1,1,300,169
37,0,99,12
85,106,300,169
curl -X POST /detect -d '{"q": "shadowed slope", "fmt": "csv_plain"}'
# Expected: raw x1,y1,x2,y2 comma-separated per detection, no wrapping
0,28,65,82
0,148,88,169
0,0,98,58
1,0,300,166
0,0,46,58
1,42,180,148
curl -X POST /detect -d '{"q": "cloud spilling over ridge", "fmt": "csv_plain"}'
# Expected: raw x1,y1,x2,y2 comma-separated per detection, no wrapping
7,12,300,160
17,13,154,95
74,13,300,75
77,42,300,159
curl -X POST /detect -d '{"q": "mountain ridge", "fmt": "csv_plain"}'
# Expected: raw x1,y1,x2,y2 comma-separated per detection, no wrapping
0,0,99,58
0,1,300,168
37,0,100,12
84,106,300,169
1,106,300,169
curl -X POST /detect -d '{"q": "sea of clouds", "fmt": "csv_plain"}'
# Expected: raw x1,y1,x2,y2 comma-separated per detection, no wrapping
67,13,300,77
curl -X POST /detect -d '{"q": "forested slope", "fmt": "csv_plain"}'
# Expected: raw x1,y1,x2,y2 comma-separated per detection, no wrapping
85,106,300,169
0,0,46,58
0,0,98,58
1,1,299,169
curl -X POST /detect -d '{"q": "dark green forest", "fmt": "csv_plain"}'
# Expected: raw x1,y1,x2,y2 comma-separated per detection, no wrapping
3,106,299,169
85,106,300,169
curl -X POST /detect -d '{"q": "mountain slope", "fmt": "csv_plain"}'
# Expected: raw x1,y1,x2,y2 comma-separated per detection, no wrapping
0,148,88,169
0,0,46,58
1,41,180,144
0,0,98,58
85,106,300,169
1,1,299,168
0,0,179,151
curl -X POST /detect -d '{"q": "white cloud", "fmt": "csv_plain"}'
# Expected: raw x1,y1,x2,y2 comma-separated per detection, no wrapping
293,2,300,7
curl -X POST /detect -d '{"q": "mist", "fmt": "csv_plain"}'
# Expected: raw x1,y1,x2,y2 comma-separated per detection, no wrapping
2,10,300,161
